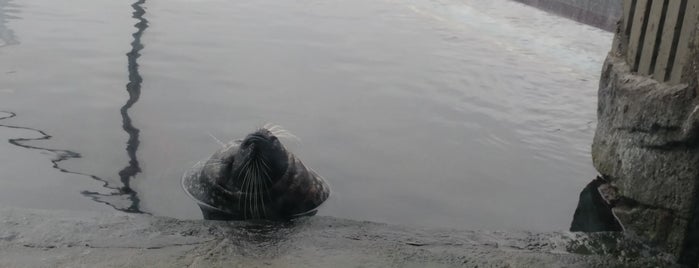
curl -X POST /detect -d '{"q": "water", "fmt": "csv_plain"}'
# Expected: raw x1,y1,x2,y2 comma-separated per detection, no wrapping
0,0,612,232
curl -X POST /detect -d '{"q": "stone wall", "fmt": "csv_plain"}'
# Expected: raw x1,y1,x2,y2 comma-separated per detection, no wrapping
592,55,699,256
591,0,699,265
512,0,623,31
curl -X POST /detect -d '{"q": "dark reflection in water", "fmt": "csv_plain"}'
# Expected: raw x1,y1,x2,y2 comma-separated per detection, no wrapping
0,112,85,177
0,0,149,214
0,111,146,213
0,0,19,47
121,0,147,195
82,0,148,213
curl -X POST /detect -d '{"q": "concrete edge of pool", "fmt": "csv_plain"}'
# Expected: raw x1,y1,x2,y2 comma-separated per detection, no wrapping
0,206,680,267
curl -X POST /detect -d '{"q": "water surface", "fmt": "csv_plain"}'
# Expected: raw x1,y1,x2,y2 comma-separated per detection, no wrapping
0,0,612,231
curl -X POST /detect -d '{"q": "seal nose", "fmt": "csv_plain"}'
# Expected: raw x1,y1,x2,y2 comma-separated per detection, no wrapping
242,133,267,147
242,140,253,147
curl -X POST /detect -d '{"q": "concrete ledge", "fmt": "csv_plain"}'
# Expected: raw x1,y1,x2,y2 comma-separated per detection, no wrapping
0,206,679,267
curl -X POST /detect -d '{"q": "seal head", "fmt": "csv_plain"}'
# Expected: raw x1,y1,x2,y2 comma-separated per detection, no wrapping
183,127,330,221
220,129,289,191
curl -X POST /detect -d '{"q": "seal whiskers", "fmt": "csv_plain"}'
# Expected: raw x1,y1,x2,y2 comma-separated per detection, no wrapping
236,152,273,219
256,158,270,218
207,132,226,147
263,123,299,141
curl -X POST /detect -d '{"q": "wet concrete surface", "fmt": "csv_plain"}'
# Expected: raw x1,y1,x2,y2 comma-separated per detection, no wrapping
0,206,679,267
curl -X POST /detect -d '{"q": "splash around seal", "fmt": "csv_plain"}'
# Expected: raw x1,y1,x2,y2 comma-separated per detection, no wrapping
182,126,330,221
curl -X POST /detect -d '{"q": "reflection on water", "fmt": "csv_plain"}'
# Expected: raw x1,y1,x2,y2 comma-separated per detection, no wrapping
0,112,84,177
0,0,18,47
0,0,149,214
0,111,145,213
82,0,148,214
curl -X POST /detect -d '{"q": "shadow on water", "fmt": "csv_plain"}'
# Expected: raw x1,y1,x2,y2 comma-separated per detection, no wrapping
0,0,19,47
0,0,149,214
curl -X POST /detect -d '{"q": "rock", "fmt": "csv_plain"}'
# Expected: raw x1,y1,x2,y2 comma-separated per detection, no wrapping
591,52,699,265
570,176,623,232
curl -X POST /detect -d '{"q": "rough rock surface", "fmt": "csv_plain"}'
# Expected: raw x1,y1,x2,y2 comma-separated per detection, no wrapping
592,52,699,265
0,206,678,267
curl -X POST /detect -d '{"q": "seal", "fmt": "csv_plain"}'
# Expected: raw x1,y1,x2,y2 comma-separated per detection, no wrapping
182,125,330,221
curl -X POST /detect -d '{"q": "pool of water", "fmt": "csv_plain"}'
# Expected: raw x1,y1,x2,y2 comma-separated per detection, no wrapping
0,0,611,231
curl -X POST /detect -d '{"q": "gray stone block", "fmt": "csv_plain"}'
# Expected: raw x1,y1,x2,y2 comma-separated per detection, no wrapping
592,54,699,262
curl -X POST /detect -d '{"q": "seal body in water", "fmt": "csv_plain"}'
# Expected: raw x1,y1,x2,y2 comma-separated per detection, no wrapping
183,126,330,221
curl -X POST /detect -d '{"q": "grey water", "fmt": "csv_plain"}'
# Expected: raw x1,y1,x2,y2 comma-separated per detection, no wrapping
0,0,612,232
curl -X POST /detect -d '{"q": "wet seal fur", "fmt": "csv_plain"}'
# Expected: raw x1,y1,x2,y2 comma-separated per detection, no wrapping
182,126,330,220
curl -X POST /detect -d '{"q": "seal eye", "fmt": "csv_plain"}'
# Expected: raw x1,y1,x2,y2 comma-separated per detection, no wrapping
270,136,278,142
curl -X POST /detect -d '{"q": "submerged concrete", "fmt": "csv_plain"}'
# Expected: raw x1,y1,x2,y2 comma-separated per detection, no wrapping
0,206,678,267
